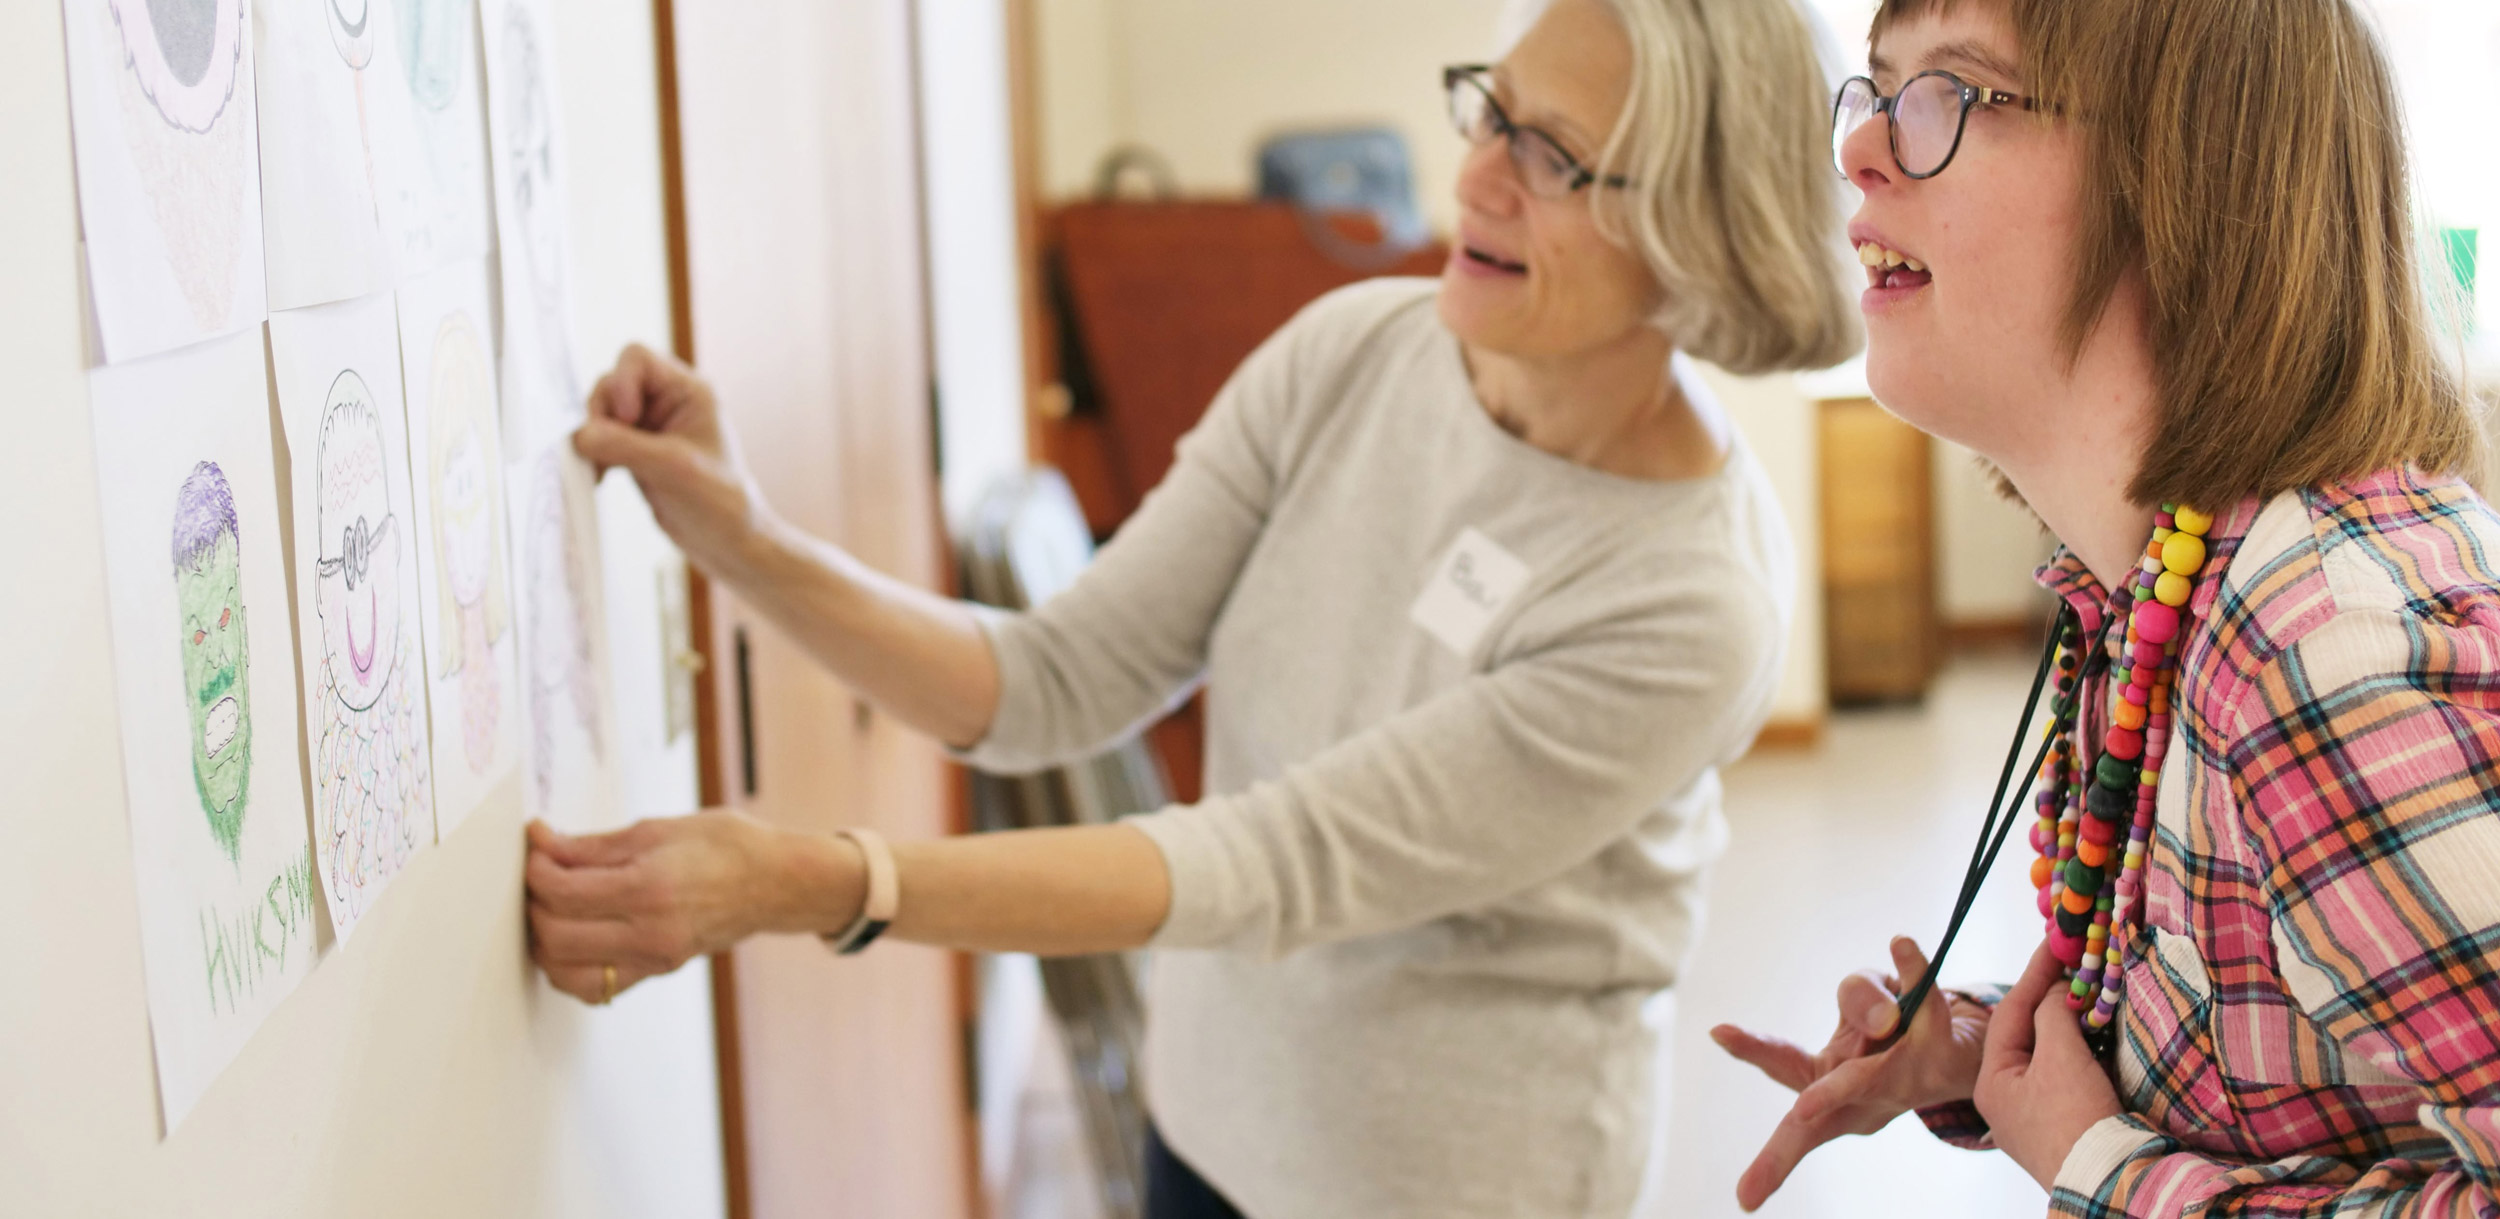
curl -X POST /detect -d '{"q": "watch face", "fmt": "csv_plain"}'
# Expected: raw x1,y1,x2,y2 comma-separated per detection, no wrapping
327,0,375,69
110,0,247,133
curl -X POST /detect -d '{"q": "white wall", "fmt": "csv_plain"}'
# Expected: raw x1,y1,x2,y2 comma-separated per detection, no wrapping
555,2,727,1210
0,2,723,1214
1035,0,1507,234
1931,441,2054,624
920,0,1033,529
2373,0,2500,393
1691,366,1828,719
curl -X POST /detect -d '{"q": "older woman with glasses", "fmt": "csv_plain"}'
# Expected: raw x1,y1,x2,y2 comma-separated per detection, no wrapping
1716,1,2500,1216
526,0,1855,1214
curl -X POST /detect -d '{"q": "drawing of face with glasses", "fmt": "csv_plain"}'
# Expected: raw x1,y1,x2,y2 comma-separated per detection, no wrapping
314,372,404,712
327,0,375,70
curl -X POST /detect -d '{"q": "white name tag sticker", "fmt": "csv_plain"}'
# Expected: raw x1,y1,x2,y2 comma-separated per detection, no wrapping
1409,527,1532,657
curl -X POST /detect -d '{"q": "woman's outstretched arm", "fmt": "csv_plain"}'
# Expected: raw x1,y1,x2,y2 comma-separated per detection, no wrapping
526,813,1173,1005
572,344,1001,748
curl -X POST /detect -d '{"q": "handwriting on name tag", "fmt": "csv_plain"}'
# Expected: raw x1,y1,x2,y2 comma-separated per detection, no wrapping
1409,527,1531,657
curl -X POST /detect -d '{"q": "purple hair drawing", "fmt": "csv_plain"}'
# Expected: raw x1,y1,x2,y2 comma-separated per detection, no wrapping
172,460,239,570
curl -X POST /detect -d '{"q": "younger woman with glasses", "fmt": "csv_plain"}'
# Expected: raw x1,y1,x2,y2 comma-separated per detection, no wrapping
525,0,1859,1214
1718,1,2500,1215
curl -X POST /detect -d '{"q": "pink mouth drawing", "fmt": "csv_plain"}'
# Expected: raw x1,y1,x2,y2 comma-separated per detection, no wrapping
348,586,378,678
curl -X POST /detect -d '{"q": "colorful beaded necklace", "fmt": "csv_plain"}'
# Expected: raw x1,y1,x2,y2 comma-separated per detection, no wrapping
2034,503,2213,1028
1869,504,2212,1050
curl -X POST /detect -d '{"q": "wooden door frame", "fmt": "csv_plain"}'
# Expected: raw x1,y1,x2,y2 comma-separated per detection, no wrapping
1004,0,1056,460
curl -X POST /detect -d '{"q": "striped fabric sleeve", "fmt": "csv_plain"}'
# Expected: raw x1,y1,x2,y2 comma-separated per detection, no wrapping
1916,986,2009,1150
1916,1100,1996,1150
2051,615,2500,1218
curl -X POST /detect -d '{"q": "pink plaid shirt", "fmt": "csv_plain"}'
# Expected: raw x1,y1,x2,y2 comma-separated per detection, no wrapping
1931,468,2500,1217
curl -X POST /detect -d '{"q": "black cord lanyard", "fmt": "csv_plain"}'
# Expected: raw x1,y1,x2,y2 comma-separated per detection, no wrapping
1867,603,2094,1052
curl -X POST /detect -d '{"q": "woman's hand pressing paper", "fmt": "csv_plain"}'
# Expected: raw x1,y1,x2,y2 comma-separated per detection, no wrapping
572,343,782,583
525,813,860,1005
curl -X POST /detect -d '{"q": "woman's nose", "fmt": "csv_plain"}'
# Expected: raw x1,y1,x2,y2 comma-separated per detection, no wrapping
1452,137,1523,218
1838,111,1896,192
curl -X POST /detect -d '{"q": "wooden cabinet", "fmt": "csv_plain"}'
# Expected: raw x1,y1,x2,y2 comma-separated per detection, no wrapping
1819,397,1939,703
659,1,973,1215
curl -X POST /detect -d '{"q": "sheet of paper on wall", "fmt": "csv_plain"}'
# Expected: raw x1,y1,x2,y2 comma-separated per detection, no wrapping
507,431,622,831
88,329,319,1134
397,258,520,838
597,480,702,819
480,0,585,451
253,0,406,310
60,0,269,364
381,0,494,277
657,563,697,748
270,292,439,940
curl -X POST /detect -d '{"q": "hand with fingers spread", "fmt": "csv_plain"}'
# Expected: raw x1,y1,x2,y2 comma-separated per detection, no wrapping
571,343,780,583
1710,936,1995,1212
1971,942,2122,1190
525,813,863,1005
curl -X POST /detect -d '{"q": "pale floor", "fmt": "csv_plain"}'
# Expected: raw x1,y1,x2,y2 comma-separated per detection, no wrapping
1000,650,2056,1219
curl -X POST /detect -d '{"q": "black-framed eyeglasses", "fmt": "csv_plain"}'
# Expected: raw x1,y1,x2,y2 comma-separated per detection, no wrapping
1445,64,1630,198
1832,70,2046,180
316,512,396,592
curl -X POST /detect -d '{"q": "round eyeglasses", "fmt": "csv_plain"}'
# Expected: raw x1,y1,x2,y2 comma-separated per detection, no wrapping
1445,64,1630,199
1832,70,2045,180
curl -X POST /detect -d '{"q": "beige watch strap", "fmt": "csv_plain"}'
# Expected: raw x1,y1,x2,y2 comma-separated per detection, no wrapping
825,827,898,955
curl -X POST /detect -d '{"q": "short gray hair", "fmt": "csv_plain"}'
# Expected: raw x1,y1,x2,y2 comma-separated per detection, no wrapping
1502,0,1863,374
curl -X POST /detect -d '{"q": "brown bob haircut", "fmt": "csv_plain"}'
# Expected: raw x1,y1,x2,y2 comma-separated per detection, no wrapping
1873,0,2480,509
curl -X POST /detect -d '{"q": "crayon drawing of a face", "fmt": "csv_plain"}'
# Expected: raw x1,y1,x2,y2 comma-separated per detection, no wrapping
429,313,504,628
441,428,492,602
174,460,250,861
498,5,566,312
109,0,246,132
314,372,403,712
398,0,471,112
428,313,510,772
104,0,252,329
326,0,375,69
524,449,602,805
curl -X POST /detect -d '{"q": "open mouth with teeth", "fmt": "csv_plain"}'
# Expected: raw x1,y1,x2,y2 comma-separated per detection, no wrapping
1857,241,1932,291
204,695,240,760
1463,246,1529,275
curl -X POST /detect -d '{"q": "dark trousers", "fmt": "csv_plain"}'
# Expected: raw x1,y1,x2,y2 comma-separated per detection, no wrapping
1145,1125,1246,1219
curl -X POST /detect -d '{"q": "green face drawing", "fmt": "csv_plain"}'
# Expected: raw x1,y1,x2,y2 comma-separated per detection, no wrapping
180,532,251,860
